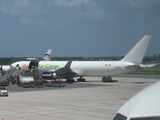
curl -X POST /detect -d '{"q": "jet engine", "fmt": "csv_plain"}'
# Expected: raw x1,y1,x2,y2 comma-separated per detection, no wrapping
42,71,57,79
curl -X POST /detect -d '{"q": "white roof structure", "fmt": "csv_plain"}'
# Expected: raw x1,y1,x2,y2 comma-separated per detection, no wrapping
113,80,160,120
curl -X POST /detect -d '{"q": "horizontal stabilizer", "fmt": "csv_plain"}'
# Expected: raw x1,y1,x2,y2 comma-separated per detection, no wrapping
139,63,157,68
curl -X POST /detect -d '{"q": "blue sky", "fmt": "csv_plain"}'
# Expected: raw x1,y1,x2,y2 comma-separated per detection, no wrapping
0,0,160,57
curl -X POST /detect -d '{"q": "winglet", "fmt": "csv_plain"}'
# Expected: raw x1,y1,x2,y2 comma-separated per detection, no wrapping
42,49,52,61
121,35,151,64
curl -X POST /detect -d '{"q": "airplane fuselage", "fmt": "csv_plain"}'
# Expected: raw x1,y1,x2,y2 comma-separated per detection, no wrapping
11,61,136,77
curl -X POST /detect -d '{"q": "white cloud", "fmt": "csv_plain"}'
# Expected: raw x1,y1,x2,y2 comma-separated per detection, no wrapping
21,17,48,27
0,0,109,25
53,0,91,7
0,1,31,16
85,9,107,21
0,0,51,16
14,0,30,8
53,0,108,21
0,0,51,27
118,0,160,10
0,0,31,16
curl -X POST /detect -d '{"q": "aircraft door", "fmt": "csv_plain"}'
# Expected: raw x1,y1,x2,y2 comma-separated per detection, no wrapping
29,59,39,70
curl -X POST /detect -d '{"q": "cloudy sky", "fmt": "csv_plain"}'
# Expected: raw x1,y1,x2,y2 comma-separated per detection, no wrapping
0,0,160,57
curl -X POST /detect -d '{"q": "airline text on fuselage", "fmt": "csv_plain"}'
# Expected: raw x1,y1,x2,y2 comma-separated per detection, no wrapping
22,64,60,69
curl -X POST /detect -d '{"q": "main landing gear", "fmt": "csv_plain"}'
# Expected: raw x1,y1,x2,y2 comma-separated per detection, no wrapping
66,78,75,83
102,76,113,82
66,77,86,83
77,77,85,82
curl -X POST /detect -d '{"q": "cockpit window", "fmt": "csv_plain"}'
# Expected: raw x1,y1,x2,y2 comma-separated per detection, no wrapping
130,116,160,120
113,113,127,120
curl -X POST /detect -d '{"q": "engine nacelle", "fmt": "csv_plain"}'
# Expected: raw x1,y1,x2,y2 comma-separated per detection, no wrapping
42,71,57,79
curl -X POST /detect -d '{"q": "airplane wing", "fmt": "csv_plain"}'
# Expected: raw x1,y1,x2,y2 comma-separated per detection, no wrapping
54,61,79,78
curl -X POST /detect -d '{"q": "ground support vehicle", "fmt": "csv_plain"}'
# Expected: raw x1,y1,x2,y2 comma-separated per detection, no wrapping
0,80,9,86
44,80,66,87
0,86,8,97
22,81,35,88
18,76,35,88
35,80,44,88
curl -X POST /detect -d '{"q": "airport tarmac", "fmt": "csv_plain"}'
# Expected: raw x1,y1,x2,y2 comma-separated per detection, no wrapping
0,74,159,120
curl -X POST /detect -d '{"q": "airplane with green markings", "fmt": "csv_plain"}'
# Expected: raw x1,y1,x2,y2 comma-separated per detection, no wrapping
10,35,152,82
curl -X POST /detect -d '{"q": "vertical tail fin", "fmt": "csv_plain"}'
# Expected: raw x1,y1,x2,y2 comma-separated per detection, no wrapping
42,49,52,61
121,35,151,64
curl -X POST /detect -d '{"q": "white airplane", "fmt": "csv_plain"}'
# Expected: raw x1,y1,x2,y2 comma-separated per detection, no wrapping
10,35,152,82
0,49,52,72
113,80,160,120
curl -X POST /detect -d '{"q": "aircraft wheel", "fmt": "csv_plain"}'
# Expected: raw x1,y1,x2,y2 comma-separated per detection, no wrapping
108,76,112,82
102,77,112,82
77,78,85,82
66,78,75,83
